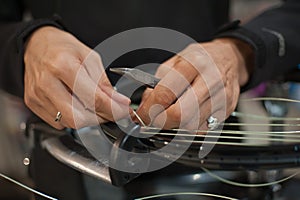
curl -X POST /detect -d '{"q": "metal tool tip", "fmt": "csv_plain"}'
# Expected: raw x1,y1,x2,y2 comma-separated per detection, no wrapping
109,67,131,75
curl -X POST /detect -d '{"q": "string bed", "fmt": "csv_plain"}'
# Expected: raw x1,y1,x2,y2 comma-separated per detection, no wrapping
1,97,300,198
132,97,300,147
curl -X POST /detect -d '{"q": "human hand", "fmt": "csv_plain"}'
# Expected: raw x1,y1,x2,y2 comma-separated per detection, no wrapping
24,26,131,129
137,38,253,132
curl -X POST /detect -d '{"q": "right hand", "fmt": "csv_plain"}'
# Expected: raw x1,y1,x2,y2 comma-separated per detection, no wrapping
24,26,131,129
137,39,253,131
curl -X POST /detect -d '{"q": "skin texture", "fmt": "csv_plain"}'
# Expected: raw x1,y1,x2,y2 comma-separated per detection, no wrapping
24,26,253,132
24,26,131,129
137,38,253,132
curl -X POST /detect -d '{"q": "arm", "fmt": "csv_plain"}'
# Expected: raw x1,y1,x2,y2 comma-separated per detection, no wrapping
0,1,131,129
137,0,300,131
218,0,300,90
137,38,251,131
0,0,63,97
24,26,131,129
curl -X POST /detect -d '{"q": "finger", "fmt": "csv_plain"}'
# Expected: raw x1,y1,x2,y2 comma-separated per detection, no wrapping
69,94,110,128
24,74,67,129
50,49,127,109
139,88,153,105
152,72,229,130
28,103,65,130
182,114,202,133
154,56,177,78
82,50,130,105
100,84,131,106
50,78,131,127
56,59,130,121
81,50,105,85
24,89,65,130
152,95,209,130
31,75,107,129
183,98,221,135
139,57,177,105
136,58,178,123
77,58,132,120
196,84,234,133
137,58,198,125
179,102,226,136
151,75,209,129
197,109,227,134
43,76,110,128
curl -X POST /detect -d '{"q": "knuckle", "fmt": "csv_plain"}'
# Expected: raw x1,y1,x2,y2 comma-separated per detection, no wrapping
52,52,69,65
190,55,207,70
153,88,176,107
193,54,206,65
185,44,200,54
49,64,64,78
141,89,152,100
183,46,207,67
94,93,104,110
49,52,74,76
170,109,182,124
90,51,102,62
175,58,190,68
187,43,200,49
175,56,200,74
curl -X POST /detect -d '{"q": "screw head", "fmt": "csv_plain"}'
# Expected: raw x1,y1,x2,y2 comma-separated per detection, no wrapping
23,157,30,166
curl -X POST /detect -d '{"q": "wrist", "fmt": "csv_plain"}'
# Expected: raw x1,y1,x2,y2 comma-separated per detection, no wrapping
214,38,254,87
20,16,64,56
25,26,59,46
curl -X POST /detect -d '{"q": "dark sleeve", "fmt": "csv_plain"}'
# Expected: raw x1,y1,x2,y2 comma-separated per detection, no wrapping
0,0,63,97
216,0,300,91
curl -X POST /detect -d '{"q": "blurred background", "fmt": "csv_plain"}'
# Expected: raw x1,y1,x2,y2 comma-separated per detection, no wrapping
2,0,298,199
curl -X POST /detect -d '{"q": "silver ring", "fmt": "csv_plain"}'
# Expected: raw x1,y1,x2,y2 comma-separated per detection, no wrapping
55,112,62,122
207,116,219,130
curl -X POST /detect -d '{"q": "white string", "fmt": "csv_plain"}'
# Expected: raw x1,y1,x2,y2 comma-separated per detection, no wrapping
141,126,300,136
131,106,300,145
222,122,300,127
232,111,300,121
0,97,295,200
240,97,300,103
142,127,300,137
132,109,146,127
140,131,300,143
168,139,292,147
135,192,238,200
201,167,299,187
0,172,58,200
140,128,300,140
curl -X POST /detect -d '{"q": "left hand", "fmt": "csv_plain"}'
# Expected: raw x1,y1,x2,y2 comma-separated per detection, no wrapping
137,38,253,132
24,26,131,130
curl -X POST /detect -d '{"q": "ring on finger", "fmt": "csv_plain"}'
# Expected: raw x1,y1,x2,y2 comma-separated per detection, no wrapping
55,111,62,122
207,115,219,130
